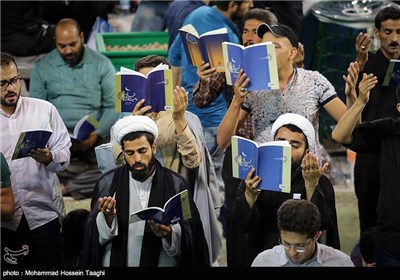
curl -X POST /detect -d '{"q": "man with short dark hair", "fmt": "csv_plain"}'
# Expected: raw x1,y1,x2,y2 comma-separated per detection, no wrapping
251,199,353,267
1,52,71,267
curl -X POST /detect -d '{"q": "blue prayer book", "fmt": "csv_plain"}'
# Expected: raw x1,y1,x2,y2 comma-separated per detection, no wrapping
129,189,192,226
12,129,52,160
222,41,279,91
231,135,291,193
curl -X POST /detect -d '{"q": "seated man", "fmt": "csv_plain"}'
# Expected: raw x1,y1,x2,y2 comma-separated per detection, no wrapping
82,115,210,267
227,113,340,267
251,199,354,267
29,18,119,199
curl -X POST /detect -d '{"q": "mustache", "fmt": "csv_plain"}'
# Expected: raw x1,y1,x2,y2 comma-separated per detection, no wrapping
133,162,146,168
389,42,399,47
5,92,17,97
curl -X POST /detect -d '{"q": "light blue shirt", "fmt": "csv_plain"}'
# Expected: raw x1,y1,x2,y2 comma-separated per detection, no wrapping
251,244,355,267
168,5,240,127
29,46,119,138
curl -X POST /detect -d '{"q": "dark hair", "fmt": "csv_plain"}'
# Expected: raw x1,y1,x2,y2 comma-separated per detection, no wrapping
215,1,243,11
359,227,377,264
277,199,321,238
62,208,90,266
121,131,155,150
55,18,82,34
375,6,400,30
134,55,170,71
243,8,278,25
1,52,19,72
278,124,309,150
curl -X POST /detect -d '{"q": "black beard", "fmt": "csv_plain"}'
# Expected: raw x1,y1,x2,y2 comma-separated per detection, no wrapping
128,157,155,182
1,90,20,107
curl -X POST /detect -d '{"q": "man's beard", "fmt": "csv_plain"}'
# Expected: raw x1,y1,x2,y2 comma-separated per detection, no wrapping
61,46,83,67
128,156,156,182
1,89,20,107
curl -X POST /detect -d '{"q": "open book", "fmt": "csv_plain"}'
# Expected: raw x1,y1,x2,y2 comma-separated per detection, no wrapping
12,129,52,160
383,59,400,87
115,63,174,113
70,115,99,142
222,42,279,91
179,24,229,72
129,189,192,226
231,135,291,193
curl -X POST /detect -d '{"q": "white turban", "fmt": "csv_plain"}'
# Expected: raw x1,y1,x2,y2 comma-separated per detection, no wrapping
113,115,158,144
270,113,315,149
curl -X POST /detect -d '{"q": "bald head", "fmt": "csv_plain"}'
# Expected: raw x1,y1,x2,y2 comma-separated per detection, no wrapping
54,18,84,67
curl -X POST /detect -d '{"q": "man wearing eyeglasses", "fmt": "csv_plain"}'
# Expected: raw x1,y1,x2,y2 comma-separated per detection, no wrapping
251,199,353,266
0,52,71,267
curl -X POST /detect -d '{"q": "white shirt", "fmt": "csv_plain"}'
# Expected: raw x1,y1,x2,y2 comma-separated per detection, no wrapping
97,171,181,266
0,97,71,230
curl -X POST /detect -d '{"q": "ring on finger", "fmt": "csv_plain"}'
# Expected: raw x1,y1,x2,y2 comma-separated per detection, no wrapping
240,87,247,92
105,208,111,213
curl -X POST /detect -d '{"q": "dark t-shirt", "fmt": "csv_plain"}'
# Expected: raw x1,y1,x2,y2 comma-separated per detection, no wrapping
347,117,400,251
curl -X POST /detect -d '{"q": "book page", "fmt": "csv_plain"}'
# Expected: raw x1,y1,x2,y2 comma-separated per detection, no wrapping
201,27,228,37
179,24,199,38
243,42,279,91
179,26,203,66
200,29,229,72
222,42,245,86
231,135,258,179
257,142,291,193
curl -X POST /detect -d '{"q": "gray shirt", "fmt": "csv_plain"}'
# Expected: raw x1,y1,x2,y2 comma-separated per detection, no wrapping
251,243,354,267
243,67,338,158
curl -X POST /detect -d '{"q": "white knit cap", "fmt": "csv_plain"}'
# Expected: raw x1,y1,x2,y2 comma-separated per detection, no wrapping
113,115,158,144
270,113,315,149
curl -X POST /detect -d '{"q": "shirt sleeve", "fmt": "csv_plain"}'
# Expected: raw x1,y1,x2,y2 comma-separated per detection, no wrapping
45,105,72,173
175,124,202,169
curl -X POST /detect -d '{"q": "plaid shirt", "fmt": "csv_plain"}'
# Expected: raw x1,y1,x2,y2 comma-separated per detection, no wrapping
192,72,253,140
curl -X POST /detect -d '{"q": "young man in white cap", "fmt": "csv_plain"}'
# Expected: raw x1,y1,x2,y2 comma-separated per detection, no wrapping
227,113,339,267
82,115,210,267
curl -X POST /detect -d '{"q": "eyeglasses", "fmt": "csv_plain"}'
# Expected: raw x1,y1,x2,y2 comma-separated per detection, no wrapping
279,237,313,253
1,76,20,90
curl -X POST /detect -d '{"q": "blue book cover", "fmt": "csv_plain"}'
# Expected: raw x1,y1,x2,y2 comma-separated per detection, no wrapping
231,136,291,193
71,115,99,142
383,59,400,87
115,64,174,113
129,189,192,226
179,24,228,72
222,42,279,91
12,129,52,160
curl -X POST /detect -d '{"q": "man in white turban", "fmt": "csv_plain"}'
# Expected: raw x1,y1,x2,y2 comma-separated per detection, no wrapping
227,113,340,267
82,115,210,267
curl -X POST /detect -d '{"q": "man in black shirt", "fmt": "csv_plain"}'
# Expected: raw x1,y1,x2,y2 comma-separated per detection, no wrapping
332,73,400,267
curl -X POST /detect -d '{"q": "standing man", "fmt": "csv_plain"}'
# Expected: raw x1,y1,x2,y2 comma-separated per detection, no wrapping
29,18,119,200
169,0,254,226
352,6,400,234
0,52,71,267
332,73,400,267
82,116,210,267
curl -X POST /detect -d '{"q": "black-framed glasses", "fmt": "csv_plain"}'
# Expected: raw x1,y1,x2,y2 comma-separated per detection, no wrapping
279,237,313,253
1,76,20,90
